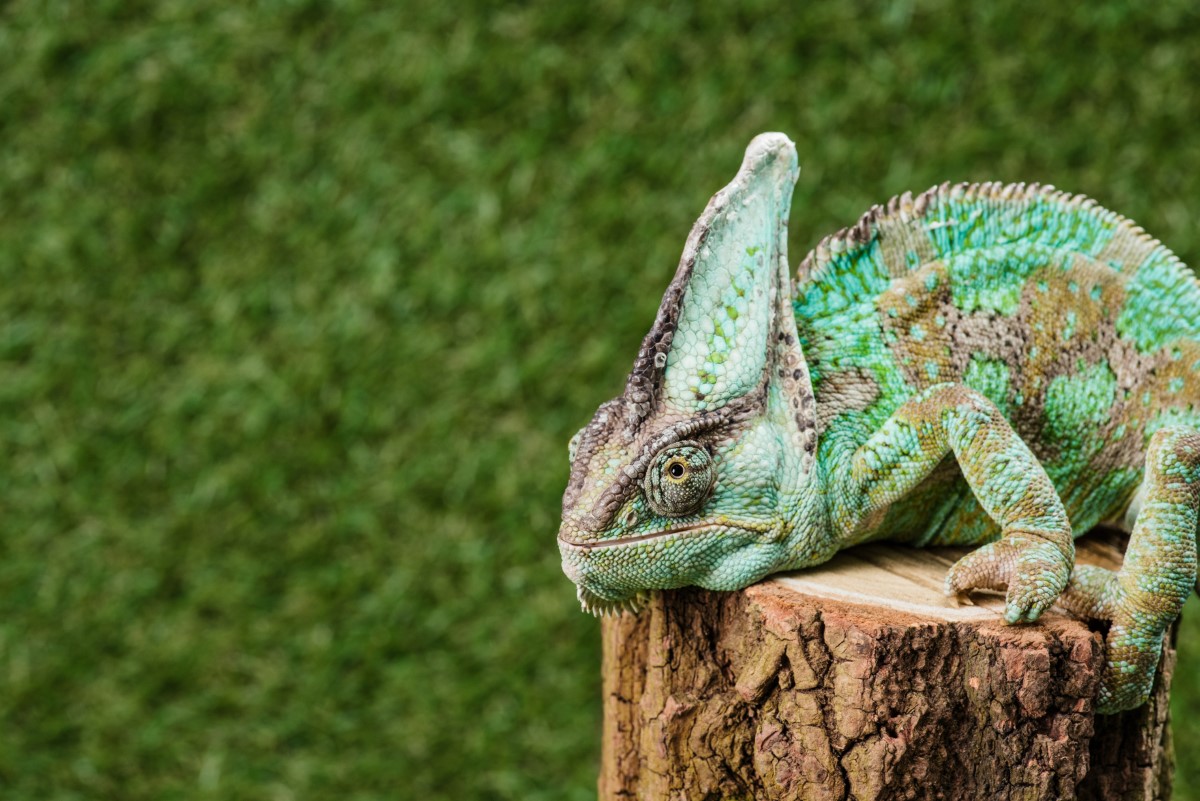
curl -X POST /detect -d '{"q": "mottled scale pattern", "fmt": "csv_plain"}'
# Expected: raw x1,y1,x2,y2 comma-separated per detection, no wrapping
796,182,1200,546
794,181,1200,711
559,135,1200,714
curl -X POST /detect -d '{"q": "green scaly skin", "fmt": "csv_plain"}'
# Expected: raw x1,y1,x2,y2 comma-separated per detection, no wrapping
557,134,1200,714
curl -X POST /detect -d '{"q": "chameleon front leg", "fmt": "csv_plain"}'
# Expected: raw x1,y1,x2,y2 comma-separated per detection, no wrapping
836,383,1075,623
1058,426,1200,713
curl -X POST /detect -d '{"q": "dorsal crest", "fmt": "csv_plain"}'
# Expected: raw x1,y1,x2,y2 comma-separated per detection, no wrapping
797,182,1190,306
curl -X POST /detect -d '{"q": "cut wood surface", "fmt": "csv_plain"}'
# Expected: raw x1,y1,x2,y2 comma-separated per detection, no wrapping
600,530,1176,801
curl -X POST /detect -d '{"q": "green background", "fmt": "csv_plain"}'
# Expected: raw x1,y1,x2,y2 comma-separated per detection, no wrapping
0,1,1197,798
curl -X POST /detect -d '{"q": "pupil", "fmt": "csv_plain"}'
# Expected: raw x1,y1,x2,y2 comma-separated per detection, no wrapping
669,462,685,478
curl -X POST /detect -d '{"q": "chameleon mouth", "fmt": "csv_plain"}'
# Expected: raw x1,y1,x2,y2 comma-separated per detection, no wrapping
559,520,772,551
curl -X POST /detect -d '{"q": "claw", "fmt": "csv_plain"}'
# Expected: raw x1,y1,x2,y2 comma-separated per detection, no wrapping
944,539,1070,625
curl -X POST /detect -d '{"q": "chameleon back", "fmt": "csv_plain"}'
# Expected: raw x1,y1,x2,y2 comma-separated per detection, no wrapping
795,183,1200,545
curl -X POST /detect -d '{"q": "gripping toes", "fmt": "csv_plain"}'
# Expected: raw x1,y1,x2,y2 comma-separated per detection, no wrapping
946,536,1072,623
1058,427,1200,713
1060,567,1174,714
1100,609,1170,714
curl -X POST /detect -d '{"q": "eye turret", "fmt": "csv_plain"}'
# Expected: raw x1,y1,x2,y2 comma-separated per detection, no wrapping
642,441,716,517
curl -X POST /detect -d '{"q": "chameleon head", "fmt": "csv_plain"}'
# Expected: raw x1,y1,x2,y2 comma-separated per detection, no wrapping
557,134,826,615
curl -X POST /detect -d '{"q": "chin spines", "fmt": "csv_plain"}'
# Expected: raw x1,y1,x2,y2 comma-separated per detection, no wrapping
577,586,650,616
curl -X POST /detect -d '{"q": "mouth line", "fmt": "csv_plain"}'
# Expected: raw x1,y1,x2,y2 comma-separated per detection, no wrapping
559,521,768,551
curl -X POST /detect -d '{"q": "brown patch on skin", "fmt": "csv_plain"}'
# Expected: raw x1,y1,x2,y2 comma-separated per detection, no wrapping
814,368,882,434
876,261,956,388
1008,256,1125,457
946,312,1025,378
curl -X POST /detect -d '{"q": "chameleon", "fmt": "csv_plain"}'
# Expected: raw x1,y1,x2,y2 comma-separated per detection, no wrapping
557,132,1200,714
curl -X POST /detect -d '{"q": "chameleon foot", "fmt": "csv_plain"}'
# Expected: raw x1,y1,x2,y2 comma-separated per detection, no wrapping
945,536,1071,624
1060,565,1171,714
1058,427,1200,713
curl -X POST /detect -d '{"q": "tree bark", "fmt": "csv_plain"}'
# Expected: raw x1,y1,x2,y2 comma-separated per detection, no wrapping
599,531,1176,800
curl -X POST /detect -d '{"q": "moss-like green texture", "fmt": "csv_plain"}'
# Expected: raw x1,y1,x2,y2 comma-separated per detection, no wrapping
0,1,1198,798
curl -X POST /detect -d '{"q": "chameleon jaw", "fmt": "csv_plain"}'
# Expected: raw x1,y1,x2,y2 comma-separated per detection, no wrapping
558,519,776,551
559,521,729,551
561,520,783,616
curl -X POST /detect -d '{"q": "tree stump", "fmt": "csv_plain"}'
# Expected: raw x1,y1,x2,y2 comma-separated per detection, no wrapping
599,530,1176,800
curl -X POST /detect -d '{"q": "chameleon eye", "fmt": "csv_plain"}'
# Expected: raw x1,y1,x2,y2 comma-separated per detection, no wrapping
642,442,715,518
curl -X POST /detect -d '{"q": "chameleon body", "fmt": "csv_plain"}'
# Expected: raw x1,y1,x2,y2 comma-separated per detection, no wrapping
558,134,1200,713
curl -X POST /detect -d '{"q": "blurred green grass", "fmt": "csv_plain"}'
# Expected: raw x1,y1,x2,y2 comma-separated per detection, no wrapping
0,1,1198,798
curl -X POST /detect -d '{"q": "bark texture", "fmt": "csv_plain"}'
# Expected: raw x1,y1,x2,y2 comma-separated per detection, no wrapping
599,536,1176,801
